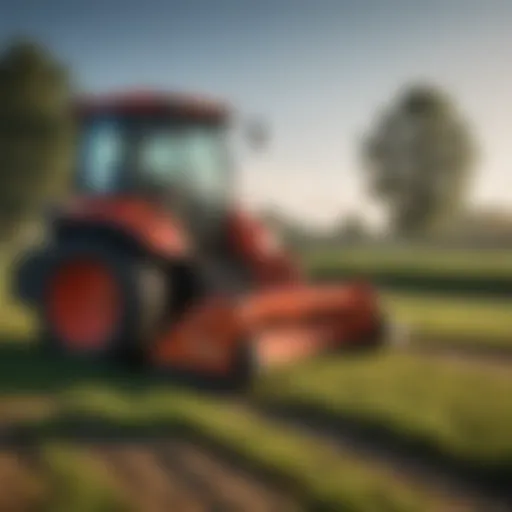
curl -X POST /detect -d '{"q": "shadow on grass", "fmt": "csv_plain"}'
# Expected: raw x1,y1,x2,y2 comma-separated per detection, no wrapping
0,338,242,455
0,341,148,394
0,337,239,396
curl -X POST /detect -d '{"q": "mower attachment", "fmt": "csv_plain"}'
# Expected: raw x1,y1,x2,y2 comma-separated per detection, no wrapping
149,280,384,381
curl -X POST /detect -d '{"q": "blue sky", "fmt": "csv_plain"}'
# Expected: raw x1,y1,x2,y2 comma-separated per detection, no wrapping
2,0,512,226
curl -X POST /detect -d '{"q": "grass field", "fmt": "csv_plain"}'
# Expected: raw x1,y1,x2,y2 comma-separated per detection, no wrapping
305,247,512,298
383,292,512,348
303,246,512,348
0,344,509,509
255,352,512,486
40,445,132,512
304,247,512,278
58,388,447,511
0,349,453,512
0,246,510,509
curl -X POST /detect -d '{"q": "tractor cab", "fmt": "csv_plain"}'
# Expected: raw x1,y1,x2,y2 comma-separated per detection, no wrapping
74,91,234,249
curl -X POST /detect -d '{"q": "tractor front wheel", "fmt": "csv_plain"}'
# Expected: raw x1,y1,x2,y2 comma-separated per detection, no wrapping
39,238,167,363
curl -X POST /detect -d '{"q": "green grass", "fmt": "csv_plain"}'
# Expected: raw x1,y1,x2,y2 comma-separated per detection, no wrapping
0,441,132,512
255,352,512,483
304,247,512,278
304,246,512,348
0,247,510,508
0,349,447,512
382,292,512,348
37,386,443,511
0,253,36,338
40,445,132,512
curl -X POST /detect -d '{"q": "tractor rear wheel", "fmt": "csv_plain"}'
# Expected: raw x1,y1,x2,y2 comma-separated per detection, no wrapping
39,238,167,363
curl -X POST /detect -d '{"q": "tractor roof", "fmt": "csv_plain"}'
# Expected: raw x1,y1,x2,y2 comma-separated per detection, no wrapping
75,89,230,122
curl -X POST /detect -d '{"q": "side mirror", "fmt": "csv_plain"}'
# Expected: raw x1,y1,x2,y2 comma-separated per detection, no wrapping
245,119,269,151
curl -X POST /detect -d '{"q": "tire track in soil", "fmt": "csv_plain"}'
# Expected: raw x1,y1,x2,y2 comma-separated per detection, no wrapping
88,441,299,512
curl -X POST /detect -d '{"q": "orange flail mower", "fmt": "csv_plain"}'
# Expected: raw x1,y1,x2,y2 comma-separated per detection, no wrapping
14,90,397,388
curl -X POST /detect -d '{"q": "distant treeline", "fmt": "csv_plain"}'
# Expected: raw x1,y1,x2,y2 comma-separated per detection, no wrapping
261,206,512,252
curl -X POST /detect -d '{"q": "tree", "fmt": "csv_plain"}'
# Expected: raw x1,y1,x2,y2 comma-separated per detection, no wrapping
361,83,477,237
0,39,75,242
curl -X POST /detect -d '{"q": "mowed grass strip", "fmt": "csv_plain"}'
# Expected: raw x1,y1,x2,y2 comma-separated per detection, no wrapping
0,344,447,511
39,444,133,512
73,388,454,511
303,247,512,348
7,383,445,512
0,444,133,512
304,247,512,279
382,292,512,348
254,352,512,484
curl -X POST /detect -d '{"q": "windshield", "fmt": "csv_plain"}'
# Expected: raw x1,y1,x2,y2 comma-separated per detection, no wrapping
77,116,230,206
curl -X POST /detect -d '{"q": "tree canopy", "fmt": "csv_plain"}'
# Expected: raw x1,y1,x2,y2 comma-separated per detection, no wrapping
362,83,477,237
0,39,75,242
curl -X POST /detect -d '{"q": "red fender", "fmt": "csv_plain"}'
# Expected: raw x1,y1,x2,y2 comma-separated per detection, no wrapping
55,196,191,258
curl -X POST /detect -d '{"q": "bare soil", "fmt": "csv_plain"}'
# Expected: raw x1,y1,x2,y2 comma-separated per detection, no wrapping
0,449,47,512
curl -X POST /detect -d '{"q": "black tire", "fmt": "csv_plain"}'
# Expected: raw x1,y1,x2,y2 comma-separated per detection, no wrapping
38,237,168,363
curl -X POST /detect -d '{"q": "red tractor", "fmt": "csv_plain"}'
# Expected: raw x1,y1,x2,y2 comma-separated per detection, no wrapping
14,90,395,388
